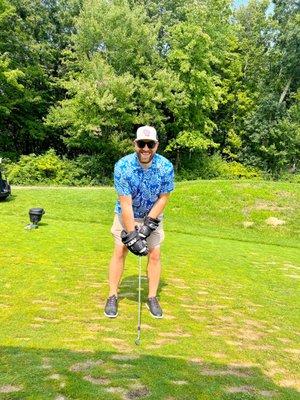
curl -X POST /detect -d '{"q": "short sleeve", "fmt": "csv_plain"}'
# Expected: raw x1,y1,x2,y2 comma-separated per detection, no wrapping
114,161,131,196
160,163,175,194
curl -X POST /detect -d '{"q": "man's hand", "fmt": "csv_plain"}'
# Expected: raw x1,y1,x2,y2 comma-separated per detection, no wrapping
139,216,160,239
121,229,148,256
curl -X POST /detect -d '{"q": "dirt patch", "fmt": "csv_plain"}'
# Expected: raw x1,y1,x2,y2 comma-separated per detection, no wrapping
236,328,266,341
245,200,289,213
190,315,207,322
41,357,52,369
181,304,201,310
225,386,275,397
218,316,235,323
265,217,285,226
69,359,104,372
246,344,274,351
105,387,126,397
284,348,300,355
212,352,227,359
168,278,186,284
244,319,266,329
103,338,132,352
279,378,300,391
140,324,154,330
0,303,10,308
173,284,191,289
172,380,188,385
154,338,178,345
40,306,58,311
47,374,61,380
0,385,22,393
278,338,292,344
126,385,150,399
229,362,259,368
189,357,204,365
83,375,110,385
197,290,209,295
243,221,255,228
163,314,176,320
159,330,191,338
200,367,250,378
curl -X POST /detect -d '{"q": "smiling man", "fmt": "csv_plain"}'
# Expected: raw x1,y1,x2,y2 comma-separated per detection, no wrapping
104,126,174,318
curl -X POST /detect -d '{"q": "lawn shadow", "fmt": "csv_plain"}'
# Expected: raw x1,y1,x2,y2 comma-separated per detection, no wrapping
0,194,16,203
0,346,298,399
119,275,168,303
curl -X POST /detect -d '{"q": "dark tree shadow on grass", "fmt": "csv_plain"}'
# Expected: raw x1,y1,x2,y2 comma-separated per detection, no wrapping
0,346,298,400
118,275,168,303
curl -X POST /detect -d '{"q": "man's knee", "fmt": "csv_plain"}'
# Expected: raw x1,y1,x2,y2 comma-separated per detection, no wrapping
148,247,161,263
113,245,128,260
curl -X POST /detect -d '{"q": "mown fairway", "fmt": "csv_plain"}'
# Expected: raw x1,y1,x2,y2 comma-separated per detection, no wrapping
0,180,299,400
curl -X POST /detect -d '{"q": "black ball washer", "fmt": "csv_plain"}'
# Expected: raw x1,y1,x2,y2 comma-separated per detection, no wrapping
26,208,45,229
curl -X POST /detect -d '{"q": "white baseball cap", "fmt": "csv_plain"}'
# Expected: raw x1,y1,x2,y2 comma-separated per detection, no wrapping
135,126,158,142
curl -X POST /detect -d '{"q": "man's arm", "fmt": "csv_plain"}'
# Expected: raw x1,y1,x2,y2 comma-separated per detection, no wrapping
119,195,135,232
148,193,170,219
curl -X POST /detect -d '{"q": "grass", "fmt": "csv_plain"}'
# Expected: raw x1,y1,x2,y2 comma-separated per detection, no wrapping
0,180,299,400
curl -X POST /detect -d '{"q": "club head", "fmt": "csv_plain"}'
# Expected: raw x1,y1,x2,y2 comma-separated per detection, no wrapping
135,338,141,346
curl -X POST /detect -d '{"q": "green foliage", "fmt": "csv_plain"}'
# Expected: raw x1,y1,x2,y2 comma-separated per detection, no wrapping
166,130,219,152
0,0,299,180
175,152,263,181
6,149,85,185
5,145,133,185
232,0,300,175
0,0,82,156
215,159,263,180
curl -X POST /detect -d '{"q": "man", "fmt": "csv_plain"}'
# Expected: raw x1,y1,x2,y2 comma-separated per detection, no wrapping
104,125,174,319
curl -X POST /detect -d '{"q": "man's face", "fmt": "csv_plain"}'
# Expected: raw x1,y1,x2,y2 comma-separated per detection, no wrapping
134,140,159,164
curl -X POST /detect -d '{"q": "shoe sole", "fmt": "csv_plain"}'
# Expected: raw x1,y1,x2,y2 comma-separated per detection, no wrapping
146,303,163,319
104,312,118,318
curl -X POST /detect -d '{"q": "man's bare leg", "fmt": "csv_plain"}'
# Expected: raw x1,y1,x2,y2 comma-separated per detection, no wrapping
108,244,128,297
147,246,161,298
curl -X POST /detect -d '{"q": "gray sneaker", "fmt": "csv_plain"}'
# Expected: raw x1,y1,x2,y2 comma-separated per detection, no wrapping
104,295,118,318
146,297,163,318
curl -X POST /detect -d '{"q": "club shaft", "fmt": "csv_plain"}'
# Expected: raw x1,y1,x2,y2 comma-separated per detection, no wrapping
136,256,142,342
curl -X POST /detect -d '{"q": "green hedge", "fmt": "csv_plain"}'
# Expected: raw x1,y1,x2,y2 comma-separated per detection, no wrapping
175,153,263,181
5,149,296,186
5,150,104,186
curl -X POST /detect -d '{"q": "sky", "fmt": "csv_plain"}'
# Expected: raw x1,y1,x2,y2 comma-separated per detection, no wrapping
233,0,249,7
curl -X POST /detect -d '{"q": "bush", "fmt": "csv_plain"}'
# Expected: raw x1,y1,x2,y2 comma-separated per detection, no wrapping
175,153,263,181
175,153,220,181
6,150,86,186
215,159,263,180
278,172,300,183
6,149,264,186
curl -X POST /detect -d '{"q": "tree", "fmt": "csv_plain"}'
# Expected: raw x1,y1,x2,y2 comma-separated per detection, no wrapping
0,0,82,157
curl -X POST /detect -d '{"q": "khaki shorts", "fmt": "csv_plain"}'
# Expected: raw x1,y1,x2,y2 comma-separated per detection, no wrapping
111,214,165,249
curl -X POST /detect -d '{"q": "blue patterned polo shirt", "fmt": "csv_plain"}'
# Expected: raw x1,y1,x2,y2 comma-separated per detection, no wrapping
114,153,174,218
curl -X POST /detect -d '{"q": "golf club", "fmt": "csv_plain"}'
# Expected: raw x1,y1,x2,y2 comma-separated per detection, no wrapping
135,256,142,345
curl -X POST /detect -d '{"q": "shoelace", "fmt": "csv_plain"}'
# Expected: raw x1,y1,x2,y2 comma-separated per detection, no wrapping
108,296,117,305
149,297,159,306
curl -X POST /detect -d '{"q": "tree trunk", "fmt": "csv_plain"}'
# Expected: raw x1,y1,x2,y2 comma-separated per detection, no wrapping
278,77,292,106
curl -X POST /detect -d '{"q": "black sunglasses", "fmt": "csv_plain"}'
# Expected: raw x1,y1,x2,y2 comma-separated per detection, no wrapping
136,140,156,149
